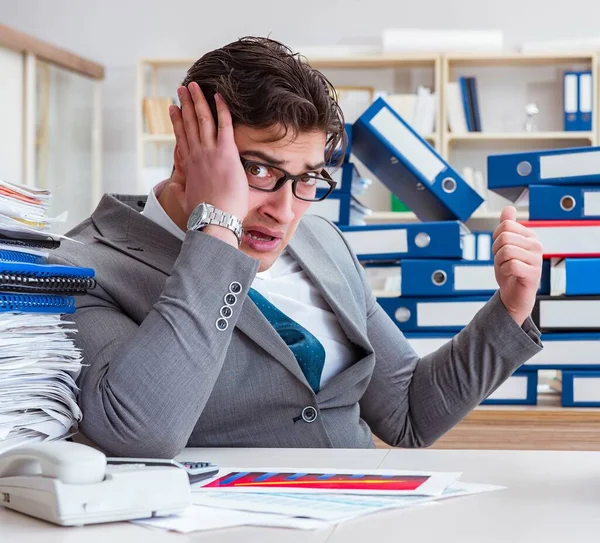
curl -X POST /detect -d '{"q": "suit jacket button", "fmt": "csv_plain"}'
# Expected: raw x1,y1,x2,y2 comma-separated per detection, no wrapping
301,406,317,423
229,281,242,294
220,306,233,318
216,318,229,331
224,293,237,306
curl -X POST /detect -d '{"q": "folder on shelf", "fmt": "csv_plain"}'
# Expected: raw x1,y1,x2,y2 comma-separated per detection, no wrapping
339,221,469,261
579,71,593,131
467,77,482,132
561,371,600,407
405,331,600,370
459,77,474,132
351,97,483,221
400,259,550,297
533,295,600,332
445,82,468,134
551,258,600,296
487,146,600,201
481,370,538,406
563,72,579,131
519,220,600,258
377,295,491,332
528,185,600,220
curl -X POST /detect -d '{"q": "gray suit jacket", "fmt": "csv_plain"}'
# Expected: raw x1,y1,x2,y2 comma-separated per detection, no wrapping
50,194,542,457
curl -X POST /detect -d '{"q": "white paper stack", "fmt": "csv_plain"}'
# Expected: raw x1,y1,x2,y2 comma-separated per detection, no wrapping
0,314,82,453
0,180,85,453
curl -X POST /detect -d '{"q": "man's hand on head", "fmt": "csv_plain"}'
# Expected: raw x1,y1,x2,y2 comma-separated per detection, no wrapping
492,206,544,327
168,83,249,224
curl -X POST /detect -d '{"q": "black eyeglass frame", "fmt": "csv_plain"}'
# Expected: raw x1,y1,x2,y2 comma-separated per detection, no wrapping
240,157,337,202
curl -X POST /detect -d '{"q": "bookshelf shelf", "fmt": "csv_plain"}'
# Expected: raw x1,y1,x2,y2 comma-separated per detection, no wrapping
447,131,595,142
142,133,175,143
308,53,440,69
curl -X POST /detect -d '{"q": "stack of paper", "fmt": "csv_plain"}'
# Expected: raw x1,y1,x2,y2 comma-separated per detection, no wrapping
133,466,504,533
0,180,90,453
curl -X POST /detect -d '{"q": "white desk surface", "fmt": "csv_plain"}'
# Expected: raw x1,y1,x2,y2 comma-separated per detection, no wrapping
3,447,600,542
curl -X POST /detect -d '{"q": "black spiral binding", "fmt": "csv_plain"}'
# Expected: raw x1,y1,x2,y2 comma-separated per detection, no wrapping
0,274,97,294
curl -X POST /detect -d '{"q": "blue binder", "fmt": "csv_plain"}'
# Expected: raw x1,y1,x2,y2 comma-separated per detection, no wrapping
0,293,76,314
339,221,468,261
352,98,484,221
377,295,491,332
311,192,351,226
578,71,593,131
529,185,600,220
400,259,550,296
404,331,600,370
562,371,600,407
0,250,46,264
551,258,600,296
459,76,474,132
563,71,579,131
488,146,600,201
481,370,538,406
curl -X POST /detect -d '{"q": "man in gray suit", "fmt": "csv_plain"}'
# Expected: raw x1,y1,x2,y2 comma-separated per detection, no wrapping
53,37,543,458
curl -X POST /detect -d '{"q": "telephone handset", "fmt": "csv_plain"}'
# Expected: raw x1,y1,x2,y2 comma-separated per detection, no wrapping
0,441,191,526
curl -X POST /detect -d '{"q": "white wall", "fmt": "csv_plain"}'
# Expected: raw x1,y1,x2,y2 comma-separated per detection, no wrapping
2,0,600,196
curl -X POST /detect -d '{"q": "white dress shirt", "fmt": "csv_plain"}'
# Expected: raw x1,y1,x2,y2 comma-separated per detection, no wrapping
141,184,356,387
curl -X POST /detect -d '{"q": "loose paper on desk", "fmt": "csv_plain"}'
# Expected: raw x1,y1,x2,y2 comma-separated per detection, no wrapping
190,481,505,522
132,505,330,533
191,466,461,496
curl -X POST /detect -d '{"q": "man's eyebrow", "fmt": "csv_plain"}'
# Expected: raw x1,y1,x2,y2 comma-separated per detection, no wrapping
240,150,285,166
241,150,325,171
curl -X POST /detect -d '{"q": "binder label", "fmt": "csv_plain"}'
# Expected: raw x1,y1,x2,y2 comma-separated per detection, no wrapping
369,107,445,182
540,151,600,179
454,265,497,291
583,191,600,216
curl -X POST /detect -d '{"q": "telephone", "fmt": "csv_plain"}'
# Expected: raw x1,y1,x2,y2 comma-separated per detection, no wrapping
0,441,191,526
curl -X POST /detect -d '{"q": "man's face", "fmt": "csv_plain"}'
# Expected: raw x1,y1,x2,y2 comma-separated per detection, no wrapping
234,125,327,272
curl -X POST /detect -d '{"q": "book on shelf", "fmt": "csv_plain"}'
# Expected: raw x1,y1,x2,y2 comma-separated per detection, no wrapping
143,97,175,135
383,87,436,136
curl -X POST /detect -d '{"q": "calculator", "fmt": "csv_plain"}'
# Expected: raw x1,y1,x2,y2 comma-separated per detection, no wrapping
106,457,219,484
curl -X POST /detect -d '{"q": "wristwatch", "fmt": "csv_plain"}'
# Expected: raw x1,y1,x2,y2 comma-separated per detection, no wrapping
187,203,244,246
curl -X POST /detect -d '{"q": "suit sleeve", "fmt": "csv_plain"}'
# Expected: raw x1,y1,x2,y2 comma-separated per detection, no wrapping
52,231,259,458
327,221,543,448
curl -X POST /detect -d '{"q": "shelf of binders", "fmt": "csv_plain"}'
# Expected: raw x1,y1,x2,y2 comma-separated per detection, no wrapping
441,51,600,157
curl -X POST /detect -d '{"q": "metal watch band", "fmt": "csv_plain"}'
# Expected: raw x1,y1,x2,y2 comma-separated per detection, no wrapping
197,205,243,245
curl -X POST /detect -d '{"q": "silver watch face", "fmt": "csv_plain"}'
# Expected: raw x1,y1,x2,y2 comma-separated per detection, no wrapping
188,203,211,230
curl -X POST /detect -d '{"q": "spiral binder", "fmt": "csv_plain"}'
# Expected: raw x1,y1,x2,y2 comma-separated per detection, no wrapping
0,293,76,314
0,262,96,294
0,250,46,264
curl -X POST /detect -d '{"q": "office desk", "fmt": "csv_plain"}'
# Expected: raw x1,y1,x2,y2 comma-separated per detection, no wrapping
3,448,600,542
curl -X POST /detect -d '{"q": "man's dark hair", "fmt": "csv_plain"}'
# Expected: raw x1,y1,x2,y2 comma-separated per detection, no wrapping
182,36,346,165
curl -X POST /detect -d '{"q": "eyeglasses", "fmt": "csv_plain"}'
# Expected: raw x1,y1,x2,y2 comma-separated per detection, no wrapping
240,157,337,202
